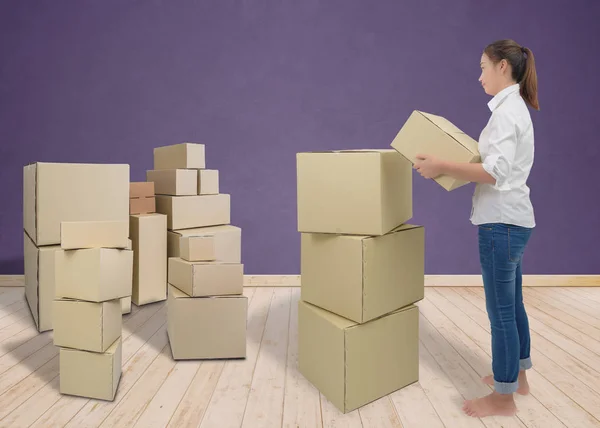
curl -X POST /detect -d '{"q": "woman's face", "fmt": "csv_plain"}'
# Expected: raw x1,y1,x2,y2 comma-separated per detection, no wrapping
479,53,508,96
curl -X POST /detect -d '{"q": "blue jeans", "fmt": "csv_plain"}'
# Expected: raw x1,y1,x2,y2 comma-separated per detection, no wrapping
478,223,534,394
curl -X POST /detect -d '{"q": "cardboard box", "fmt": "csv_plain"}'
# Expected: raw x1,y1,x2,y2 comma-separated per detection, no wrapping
155,194,230,230
59,337,122,401
390,110,481,191
129,214,167,305
146,169,197,196
121,296,132,314
167,285,247,360
129,197,156,215
198,169,219,195
23,162,129,246
53,299,122,353
129,182,155,198
153,143,205,170
126,239,132,250
60,221,129,250
298,301,419,413
173,225,241,262
24,232,61,332
168,258,243,297
55,248,133,302
296,150,412,236
301,224,424,323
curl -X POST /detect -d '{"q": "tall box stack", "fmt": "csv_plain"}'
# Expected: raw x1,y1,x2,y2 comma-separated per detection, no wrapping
23,162,129,332
150,143,247,360
54,220,133,401
129,182,168,306
296,149,425,413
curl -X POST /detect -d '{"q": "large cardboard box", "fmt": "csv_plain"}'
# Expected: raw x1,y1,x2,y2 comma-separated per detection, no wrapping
59,337,122,401
296,150,412,236
121,296,132,315
390,110,481,191
55,248,133,302
198,169,219,195
23,162,129,246
153,143,205,170
170,225,241,262
129,197,156,215
155,194,230,230
146,169,197,196
129,214,167,305
301,224,424,323
60,221,129,250
168,258,243,297
298,301,419,413
53,299,122,353
167,285,247,360
23,233,61,332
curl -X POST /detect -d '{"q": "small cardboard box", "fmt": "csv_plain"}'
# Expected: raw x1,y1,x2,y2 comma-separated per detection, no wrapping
153,143,205,170
301,224,424,323
198,169,219,195
296,150,412,236
129,214,167,305
129,197,156,215
298,301,419,413
23,162,129,246
172,225,241,262
24,232,61,332
155,194,230,230
59,337,122,401
121,296,132,314
55,248,133,302
60,221,129,250
129,182,155,198
168,258,243,297
167,285,247,360
146,169,197,196
390,110,481,191
53,299,122,353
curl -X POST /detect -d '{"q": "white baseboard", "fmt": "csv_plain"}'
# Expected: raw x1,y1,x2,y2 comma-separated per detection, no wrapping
3,274,598,287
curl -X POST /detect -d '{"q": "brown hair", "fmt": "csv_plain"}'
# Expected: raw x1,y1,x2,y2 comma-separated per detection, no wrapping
484,39,539,110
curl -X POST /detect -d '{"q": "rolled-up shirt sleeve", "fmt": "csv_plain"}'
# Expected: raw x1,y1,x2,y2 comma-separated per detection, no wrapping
481,111,518,190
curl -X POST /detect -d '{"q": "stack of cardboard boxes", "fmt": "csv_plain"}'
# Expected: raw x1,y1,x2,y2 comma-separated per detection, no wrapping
53,220,133,401
148,143,247,360
296,149,424,413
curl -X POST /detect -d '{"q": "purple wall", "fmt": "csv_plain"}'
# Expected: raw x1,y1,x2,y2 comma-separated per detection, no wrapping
1,1,599,275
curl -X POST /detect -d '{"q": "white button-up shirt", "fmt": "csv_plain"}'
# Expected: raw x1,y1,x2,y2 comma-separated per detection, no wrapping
470,83,536,228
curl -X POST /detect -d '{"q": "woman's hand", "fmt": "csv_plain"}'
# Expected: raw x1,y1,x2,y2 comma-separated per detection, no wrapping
414,154,444,179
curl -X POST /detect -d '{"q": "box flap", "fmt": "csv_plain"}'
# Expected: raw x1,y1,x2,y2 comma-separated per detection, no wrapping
302,300,356,330
418,111,479,155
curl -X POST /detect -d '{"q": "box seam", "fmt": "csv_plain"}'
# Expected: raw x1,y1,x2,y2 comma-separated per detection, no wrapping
417,111,475,153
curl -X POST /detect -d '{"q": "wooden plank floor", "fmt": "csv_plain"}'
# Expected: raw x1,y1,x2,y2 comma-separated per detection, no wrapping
0,286,599,427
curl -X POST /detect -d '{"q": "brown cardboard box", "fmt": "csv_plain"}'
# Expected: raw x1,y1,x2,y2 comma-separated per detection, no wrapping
129,214,167,305
129,197,156,215
390,110,481,191
60,221,129,250
146,169,197,196
55,248,133,302
168,258,243,297
129,182,155,198
24,232,61,332
53,299,122,353
155,194,230,230
59,337,122,401
23,162,129,246
198,169,219,195
153,143,205,170
172,225,241,262
167,285,247,360
296,150,412,236
298,301,419,413
121,296,132,314
301,224,424,323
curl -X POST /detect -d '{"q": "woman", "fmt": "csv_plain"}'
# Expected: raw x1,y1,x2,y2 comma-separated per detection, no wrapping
414,39,539,418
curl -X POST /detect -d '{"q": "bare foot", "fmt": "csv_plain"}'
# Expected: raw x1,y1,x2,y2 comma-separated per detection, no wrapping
482,371,530,395
463,392,517,418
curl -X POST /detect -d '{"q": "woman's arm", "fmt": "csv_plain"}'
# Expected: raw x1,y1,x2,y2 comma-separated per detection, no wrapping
414,155,496,185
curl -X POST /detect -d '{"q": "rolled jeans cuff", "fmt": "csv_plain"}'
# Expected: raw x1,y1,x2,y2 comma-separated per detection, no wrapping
495,379,519,394
520,357,532,370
